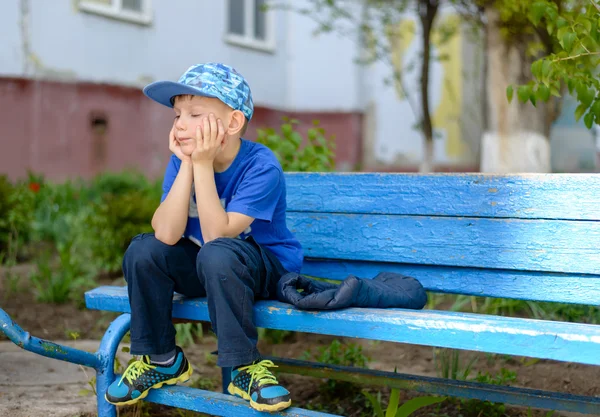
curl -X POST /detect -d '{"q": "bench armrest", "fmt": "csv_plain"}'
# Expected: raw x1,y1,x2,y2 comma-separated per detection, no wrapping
0,307,102,369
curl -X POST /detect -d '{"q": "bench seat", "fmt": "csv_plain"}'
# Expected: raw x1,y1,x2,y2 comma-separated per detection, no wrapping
85,285,600,366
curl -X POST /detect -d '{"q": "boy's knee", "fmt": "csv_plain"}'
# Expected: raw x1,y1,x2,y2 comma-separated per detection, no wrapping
196,238,239,277
123,233,169,281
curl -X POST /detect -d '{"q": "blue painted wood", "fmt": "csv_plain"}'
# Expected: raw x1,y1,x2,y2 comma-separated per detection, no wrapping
144,385,341,416
285,173,600,220
85,286,600,366
96,314,131,417
271,356,600,414
0,307,102,369
300,260,600,305
287,213,600,275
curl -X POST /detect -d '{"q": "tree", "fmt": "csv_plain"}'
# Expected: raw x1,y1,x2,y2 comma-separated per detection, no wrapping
508,0,600,130
285,0,600,173
283,0,457,172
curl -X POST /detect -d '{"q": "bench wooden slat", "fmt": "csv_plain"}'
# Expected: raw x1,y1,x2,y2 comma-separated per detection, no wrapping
145,385,340,416
85,286,600,366
285,173,600,220
287,213,600,275
300,260,600,305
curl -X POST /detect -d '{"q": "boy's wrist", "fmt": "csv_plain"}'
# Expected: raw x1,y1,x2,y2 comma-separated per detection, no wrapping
180,160,194,170
193,160,214,172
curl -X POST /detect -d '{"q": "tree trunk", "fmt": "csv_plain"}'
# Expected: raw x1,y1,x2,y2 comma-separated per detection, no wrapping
418,0,439,173
481,7,561,173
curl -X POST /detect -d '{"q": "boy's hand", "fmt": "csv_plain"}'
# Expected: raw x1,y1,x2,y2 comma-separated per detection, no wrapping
191,114,226,164
168,122,191,163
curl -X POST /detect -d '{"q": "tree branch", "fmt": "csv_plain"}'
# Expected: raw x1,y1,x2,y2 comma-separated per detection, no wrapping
552,51,600,62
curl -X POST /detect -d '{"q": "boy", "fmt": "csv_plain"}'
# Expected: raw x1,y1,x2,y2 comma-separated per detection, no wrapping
105,63,303,412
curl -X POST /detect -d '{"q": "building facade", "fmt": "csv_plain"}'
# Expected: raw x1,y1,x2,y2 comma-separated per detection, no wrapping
0,0,594,180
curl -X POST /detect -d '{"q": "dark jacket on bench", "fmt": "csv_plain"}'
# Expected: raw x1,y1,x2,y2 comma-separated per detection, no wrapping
276,272,428,311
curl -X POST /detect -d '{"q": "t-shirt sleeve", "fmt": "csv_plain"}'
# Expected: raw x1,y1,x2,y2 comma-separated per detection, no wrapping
160,155,181,203
226,164,283,222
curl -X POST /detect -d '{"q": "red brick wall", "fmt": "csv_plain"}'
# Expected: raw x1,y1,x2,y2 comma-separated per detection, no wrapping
0,77,363,181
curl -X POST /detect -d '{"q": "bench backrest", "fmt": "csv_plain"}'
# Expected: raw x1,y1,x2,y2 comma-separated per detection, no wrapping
284,173,600,306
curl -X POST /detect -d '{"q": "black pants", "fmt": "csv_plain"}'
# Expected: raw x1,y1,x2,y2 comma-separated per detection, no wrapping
122,233,287,368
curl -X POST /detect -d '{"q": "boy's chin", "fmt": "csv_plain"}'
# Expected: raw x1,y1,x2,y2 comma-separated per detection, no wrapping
180,146,195,157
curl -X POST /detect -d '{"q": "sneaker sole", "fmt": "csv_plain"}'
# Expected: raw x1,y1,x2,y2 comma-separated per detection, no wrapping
105,363,193,406
227,383,292,412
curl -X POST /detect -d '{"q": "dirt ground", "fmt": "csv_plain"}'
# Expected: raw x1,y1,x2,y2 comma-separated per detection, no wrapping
1,266,600,417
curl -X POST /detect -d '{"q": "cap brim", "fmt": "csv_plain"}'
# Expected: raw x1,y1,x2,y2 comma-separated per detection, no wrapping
143,81,218,108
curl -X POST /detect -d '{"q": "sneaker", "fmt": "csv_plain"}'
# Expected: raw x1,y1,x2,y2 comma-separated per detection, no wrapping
105,346,192,406
227,360,291,412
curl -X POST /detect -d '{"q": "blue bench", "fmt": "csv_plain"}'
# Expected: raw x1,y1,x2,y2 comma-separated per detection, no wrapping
2,172,600,416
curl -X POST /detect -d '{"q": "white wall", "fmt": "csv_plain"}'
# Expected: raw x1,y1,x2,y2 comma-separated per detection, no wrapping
284,3,363,112
1,0,365,113
0,0,23,76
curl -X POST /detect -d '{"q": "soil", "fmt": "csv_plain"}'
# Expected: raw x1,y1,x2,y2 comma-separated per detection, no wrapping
1,265,599,417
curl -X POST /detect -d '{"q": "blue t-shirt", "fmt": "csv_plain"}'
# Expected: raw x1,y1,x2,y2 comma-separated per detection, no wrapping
160,139,303,273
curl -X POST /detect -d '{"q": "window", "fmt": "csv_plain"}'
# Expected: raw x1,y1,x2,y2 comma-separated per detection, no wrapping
79,0,152,25
226,0,274,52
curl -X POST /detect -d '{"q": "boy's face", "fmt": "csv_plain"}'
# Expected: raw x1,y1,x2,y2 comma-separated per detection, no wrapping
172,95,233,156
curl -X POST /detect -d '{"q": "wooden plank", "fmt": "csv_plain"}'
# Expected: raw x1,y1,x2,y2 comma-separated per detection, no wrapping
285,173,600,220
85,286,600,366
269,356,600,415
145,385,340,416
287,213,600,275
300,260,600,305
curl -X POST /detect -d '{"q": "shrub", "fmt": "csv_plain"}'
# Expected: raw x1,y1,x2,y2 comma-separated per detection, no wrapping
0,175,35,262
256,118,336,172
80,189,159,274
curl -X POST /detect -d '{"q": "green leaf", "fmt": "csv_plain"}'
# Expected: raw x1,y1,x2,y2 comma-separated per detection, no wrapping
556,17,569,29
576,15,592,33
517,85,531,103
576,83,595,107
530,2,548,26
568,78,576,95
584,111,594,129
537,85,550,101
541,60,552,78
592,99,600,119
531,60,543,79
395,396,447,417
386,388,401,417
364,390,384,417
560,32,577,53
506,85,514,103
575,103,589,121
530,94,537,107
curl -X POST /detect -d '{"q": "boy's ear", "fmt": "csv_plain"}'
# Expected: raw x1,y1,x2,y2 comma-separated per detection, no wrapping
227,110,246,136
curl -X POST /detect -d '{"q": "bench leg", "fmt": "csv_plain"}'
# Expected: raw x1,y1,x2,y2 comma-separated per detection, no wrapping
95,313,131,417
221,367,231,394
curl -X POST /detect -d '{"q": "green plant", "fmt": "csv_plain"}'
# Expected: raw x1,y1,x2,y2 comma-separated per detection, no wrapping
31,178,89,245
80,189,159,274
256,118,336,172
29,240,95,304
508,0,600,129
175,323,204,348
303,339,370,368
457,368,517,417
364,388,446,417
301,339,372,413
433,348,477,381
258,328,295,345
0,175,35,261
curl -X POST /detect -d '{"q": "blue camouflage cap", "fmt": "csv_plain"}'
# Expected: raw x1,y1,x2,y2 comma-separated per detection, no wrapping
143,63,254,120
